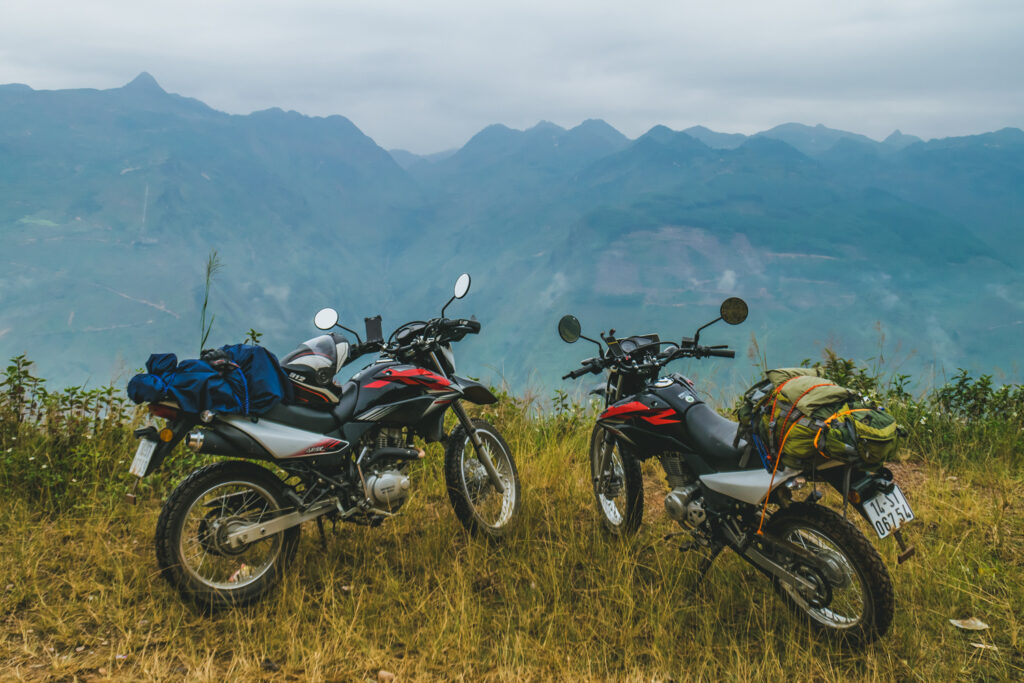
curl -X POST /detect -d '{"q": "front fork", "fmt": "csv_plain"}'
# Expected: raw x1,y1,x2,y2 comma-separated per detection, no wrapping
449,399,506,494
595,427,616,493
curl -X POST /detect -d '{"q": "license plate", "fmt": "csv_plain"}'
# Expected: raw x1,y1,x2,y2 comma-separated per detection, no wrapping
130,439,157,478
863,484,914,539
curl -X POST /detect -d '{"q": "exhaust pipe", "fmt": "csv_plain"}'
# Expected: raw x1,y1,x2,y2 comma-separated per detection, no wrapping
186,427,266,458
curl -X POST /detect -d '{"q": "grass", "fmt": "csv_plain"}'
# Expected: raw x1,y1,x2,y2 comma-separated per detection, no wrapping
1,361,1023,680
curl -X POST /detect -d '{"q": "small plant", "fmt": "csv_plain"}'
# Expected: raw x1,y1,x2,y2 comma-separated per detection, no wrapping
801,348,881,399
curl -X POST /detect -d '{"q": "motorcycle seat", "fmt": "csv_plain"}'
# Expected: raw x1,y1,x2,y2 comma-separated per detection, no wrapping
262,400,340,434
685,403,747,464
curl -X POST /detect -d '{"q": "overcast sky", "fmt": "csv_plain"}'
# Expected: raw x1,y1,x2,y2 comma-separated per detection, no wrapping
1,0,1021,153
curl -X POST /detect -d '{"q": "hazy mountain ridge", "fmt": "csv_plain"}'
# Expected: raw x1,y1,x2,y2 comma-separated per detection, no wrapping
1,74,1021,390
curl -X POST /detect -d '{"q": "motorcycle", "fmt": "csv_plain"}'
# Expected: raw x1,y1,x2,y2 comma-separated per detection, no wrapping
130,273,521,608
557,298,913,645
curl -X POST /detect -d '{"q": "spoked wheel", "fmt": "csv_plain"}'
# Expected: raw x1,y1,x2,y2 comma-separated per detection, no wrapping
444,418,520,538
155,461,299,609
589,425,643,536
765,503,894,646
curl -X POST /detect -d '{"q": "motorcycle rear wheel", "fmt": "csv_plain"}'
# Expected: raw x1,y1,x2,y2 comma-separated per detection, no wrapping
589,425,643,536
155,460,299,610
444,418,521,537
765,503,894,646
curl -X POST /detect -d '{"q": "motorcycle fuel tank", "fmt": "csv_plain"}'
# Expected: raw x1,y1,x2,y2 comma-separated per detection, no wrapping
350,360,460,424
596,374,702,455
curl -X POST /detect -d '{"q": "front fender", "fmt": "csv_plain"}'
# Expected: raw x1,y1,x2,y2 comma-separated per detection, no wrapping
451,375,498,405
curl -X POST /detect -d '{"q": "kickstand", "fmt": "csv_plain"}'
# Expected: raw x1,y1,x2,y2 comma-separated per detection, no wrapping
662,531,694,552
693,545,723,594
316,516,327,550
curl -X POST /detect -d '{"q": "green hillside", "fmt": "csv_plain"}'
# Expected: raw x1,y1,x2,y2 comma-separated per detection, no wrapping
0,74,1021,391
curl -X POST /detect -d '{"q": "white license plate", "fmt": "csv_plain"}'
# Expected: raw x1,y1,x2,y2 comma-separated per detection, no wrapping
863,484,914,539
130,439,158,478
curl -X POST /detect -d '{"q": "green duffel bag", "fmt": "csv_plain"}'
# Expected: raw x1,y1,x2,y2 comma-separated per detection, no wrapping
742,368,900,470
814,403,900,467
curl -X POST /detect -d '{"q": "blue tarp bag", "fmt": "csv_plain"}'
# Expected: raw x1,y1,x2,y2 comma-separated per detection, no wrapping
127,345,292,415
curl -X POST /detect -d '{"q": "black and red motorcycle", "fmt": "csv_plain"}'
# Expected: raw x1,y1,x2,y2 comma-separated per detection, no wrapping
131,274,520,608
558,299,910,646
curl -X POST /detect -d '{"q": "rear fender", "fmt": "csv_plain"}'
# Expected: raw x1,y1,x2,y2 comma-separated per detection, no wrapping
451,375,498,405
817,465,896,519
133,416,196,477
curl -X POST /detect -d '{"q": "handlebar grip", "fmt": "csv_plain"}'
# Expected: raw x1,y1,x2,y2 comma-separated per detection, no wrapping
707,348,735,358
465,319,481,333
564,361,599,380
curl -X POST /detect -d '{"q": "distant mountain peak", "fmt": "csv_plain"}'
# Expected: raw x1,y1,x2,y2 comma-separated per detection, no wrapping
529,120,565,133
682,125,747,149
577,118,615,130
563,118,627,143
122,72,165,94
640,124,676,142
883,129,923,149
756,122,878,156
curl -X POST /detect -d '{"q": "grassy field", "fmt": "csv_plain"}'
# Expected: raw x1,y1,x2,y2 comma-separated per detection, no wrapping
1,361,1023,680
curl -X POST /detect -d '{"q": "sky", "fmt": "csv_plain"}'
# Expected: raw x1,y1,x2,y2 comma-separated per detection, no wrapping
1,0,1022,154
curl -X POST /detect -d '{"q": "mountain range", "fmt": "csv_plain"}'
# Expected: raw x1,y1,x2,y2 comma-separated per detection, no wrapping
1,73,1021,395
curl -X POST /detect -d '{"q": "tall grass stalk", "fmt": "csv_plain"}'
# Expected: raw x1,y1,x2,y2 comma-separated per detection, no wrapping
199,249,223,354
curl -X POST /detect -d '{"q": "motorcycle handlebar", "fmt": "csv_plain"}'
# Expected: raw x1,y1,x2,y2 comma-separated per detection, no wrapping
562,358,602,380
385,317,481,357
563,341,734,379
436,317,481,336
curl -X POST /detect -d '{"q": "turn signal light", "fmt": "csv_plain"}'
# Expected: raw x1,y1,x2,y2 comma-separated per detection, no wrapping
159,428,174,442
847,490,862,504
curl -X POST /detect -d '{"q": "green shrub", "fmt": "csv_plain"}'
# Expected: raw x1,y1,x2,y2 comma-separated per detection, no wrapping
2,352,1020,514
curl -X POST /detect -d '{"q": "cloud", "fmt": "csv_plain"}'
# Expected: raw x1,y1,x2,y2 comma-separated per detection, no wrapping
539,272,568,308
1,0,1021,152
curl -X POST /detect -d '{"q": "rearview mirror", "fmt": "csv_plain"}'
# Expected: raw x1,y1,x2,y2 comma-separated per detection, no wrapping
558,315,581,343
454,273,471,299
720,297,748,325
314,308,339,330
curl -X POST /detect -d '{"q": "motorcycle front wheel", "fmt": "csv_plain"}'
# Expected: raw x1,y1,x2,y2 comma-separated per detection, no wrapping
444,418,521,538
589,425,643,536
154,460,299,610
765,503,894,646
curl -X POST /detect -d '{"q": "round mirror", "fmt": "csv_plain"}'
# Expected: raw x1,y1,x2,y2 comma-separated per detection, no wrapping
720,297,748,325
454,273,471,299
558,314,581,343
314,307,339,330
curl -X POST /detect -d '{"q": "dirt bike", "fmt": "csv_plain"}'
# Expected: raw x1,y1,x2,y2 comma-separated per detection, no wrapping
557,298,914,645
129,274,520,608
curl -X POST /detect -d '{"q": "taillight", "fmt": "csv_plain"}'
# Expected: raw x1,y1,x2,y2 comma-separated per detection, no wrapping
149,404,180,420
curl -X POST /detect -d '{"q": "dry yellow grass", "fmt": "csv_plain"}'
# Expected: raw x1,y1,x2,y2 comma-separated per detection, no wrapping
2,406,1022,682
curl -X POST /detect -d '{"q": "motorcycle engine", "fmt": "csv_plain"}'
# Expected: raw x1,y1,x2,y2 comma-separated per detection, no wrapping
661,452,706,528
664,483,706,528
363,427,412,511
364,469,410,510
